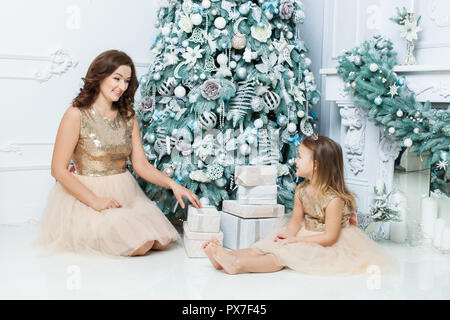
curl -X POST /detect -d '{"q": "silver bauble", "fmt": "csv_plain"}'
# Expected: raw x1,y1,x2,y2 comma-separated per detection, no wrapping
239,143,251,156
251,97,264,112
232,34,247,50
237,67,247,80
163,167,175,177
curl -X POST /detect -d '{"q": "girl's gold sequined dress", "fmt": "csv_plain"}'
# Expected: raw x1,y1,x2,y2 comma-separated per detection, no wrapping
39,106,179,256
252,181,399,275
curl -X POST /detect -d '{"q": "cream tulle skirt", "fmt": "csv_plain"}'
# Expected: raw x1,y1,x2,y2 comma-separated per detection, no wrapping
252,216,400,276
38,171,180,256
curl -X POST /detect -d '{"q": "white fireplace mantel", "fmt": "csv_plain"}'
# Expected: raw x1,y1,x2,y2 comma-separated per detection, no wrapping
319,65,450,239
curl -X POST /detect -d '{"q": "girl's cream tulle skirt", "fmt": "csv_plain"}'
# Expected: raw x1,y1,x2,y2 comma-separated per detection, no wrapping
252,216,399,276
38,171,180,256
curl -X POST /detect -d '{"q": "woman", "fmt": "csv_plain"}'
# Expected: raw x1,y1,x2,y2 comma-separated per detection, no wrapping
39,50,201,257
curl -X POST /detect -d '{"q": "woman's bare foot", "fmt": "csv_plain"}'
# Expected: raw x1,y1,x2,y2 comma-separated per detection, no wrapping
214,245,241,275
203,241,222,270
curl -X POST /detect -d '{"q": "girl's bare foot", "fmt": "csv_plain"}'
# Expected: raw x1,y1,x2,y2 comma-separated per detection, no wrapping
201,236,219,249
203,241,222,270
214,245,241,275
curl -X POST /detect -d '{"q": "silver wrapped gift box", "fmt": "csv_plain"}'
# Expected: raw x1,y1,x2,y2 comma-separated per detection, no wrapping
237,185,278,205
187,205,221,233
183,221,224,258
219,211,281,250
234,165,277,187
222,200,284,219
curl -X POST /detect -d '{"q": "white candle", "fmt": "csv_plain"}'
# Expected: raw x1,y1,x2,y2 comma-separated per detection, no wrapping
441,228,450,251
409,0,415,13
421,197,438,240
432,219,445,248
390,209,407,243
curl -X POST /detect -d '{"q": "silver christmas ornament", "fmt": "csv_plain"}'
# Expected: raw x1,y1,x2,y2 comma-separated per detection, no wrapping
262,90,281,111
239,143,251,156
198,111,218,129
237,67,247,80
163,166,175,177
157,78,176,96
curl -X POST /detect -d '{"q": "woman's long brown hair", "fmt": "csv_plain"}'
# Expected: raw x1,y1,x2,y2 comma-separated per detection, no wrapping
302,135,357,211
72,50,138,120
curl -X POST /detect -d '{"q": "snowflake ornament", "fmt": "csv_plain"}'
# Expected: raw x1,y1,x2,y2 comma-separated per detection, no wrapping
437,160,449,171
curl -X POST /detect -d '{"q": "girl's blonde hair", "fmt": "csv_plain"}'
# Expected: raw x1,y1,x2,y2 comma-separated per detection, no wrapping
301,135,357,211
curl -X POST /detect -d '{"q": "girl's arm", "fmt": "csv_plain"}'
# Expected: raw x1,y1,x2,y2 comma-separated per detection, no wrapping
284,191,304,236
129,116,201,209
295,198,344,247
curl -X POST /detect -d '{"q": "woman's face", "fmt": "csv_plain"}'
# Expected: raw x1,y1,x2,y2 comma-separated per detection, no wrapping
295,143,315,179
99,65,132,103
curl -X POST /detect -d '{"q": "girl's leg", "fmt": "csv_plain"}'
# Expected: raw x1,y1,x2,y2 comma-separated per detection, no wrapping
214,245,283,275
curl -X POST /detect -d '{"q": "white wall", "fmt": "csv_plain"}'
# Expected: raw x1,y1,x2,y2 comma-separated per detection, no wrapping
0,0,159,224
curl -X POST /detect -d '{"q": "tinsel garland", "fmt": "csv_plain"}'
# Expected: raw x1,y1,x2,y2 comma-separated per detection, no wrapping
337,35,449,194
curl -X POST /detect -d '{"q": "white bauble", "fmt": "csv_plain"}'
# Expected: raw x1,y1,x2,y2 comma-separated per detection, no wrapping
230,61,237,69
287,123,297,133
389,127,396,134
237,67,247,80
269,44,274,52
201,0,211,9
247,135,256,145
161,26,171,36
174,86,186,98
239,143,251,156
404,138,413,147
217,53,228,65
396,109,404,117
211,9,218,16
286,31,294,39
182,40,189,47
297,110,305,118
171,37,178,44
215,177,227,188
414,128,420,134
304,57,312,67
153,73,161,81
369,63,379,72
191,13,203,26
254,119,264,129
287,70,295,78
214,17,227,29
200,73,206,80
163,167,174,177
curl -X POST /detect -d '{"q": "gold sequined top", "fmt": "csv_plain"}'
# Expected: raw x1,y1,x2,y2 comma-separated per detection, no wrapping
72,106,134,176
295,181,352,232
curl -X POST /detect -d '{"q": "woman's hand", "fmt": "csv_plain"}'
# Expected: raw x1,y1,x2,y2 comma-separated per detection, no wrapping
91,196,122,212
170,181,202,209
274,233,298,244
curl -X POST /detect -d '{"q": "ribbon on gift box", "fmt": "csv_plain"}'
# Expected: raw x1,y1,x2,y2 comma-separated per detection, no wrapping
234,166,277,186
236,219,261,249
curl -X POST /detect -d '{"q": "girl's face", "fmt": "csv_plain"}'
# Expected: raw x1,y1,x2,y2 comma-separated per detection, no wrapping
295,143,315,179
99,65,132,103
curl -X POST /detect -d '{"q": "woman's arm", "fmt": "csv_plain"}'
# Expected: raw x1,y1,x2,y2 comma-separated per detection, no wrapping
129,116,201,208
295,197,344,247
51,107,101,208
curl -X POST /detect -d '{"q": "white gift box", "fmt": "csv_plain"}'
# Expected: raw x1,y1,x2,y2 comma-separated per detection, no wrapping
219,211,280,250
234,165,277,186
222,200,284,218
183,221,224,258
237,185,278,205
187,205,221,233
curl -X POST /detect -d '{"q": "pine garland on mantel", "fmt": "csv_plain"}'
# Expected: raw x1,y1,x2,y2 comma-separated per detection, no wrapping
336,35,449,194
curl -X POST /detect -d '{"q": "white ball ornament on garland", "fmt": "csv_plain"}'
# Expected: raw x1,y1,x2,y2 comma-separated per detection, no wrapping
200,73,206,80
396,109,404,117
239,3,250,15
153,73,161,81
191,13,203,26
174,85,186,98
369,63,379,72
161,26,171,36
211,9,218,16
286,31,294,39
217,53,228,66
297,110,305,118
287,123,297,133
230,61,237,69
404,138,413,148
239,143,251,156
388,127,396,135
214,17,227,30
201,0,211,9
163,166,175,177
414,128,420,134
374,96,383,106
215,177,227,188
254,118,264,129
237,67,247,80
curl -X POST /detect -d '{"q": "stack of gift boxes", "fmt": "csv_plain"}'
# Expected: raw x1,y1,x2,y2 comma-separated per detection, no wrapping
220,165,285,250
183,198,224,258
183,165,285,257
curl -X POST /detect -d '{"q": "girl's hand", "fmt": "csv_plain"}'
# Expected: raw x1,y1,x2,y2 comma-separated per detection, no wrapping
170,182,201,209
91,196,122,212
274,233,298,244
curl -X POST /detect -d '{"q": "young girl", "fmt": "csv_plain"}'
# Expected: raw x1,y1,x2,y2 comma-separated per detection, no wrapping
39,50,201,257
202,135,398,275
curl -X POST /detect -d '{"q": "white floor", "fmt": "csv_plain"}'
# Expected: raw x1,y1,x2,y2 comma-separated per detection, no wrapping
0,222,449,300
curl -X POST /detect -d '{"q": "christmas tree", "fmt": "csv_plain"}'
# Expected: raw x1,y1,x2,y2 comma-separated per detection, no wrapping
136,0,320,217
